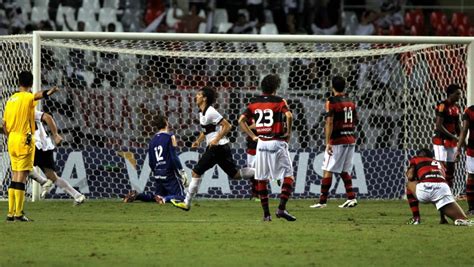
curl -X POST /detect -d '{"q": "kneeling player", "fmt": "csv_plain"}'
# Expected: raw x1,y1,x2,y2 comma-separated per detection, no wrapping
124,114,188,204
405,148,471,226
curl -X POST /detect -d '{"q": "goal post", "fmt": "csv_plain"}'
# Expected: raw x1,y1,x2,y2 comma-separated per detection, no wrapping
1,32,474,201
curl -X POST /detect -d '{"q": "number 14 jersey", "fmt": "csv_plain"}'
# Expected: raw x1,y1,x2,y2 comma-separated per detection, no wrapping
326,94,357,145
242,94,289,141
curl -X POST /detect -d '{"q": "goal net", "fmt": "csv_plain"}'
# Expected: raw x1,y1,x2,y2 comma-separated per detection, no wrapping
0,33,471,200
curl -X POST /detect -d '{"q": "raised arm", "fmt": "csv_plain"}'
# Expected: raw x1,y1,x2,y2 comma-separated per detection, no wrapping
34,86,59,101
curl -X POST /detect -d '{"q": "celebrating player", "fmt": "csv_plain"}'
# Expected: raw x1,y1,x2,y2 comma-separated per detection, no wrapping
239,73,296,221
171,87,255,211
310,76,358,209
124,114,188,204
28,110,86,205
2,71,59,222
455,105,474,215
406,148,471,226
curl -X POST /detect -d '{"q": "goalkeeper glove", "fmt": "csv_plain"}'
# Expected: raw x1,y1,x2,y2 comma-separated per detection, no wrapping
179,169,190,187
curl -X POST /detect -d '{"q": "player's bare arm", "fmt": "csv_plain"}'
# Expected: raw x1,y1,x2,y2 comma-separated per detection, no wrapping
455,119,469,160
209,118,231,147
325,115,334,155
42,112,63,145
192,132,205,148
34,86,60,100
283,110,293,141
238,115,258,141
436,116,458,141
171,135,178,147
405,166,415,182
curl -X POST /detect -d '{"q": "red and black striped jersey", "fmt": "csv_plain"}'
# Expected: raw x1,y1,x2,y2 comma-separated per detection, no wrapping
462,105,474,157
408,156,446,183
433,100,460,147
242,94,289,141
326,94,357,145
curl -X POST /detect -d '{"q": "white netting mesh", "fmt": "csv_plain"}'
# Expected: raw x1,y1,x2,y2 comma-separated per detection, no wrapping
0,34,469,199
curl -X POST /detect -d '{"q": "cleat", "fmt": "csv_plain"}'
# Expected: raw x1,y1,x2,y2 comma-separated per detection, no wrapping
74,194,85,206
123,190,137,203
6,216,14,222
338,199,358,208
171,199,190,211
309,203,327,208
454,219,473,226
154,195,165,205
275,209,296,221
407,217,421,225
14,215,33,222
263,215,272,222
40,179,54,199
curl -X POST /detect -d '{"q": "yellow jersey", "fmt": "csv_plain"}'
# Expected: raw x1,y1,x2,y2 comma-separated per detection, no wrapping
3,91,36,135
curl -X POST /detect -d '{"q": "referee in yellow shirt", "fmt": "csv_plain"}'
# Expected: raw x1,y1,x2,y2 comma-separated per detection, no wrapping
2,71,58,222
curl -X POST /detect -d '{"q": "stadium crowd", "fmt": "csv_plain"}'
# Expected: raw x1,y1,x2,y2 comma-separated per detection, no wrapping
0,0,473,36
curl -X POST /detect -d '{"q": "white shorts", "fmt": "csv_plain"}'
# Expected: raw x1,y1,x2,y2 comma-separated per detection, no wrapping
433,145,456,162
247,154,256,168
467,155,474,174
255,140,293,181
416,182,455,210
322,144,355,174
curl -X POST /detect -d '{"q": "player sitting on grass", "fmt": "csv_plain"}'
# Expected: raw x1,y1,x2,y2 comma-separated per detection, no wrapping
405,148,471,226
123,114,189,204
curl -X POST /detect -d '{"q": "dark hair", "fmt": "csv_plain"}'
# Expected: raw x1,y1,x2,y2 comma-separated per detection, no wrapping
446,84,461,97
261,74,280,94
155,114,168,130
19,71,33,87
416,148,434,158
332,76,346,92
200,86,216,106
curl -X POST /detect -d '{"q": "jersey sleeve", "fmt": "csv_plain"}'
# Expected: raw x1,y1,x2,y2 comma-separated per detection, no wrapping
280,99,289,113
209,107,224,125
242,105,253,119
408,157,417,169
34,110,44,122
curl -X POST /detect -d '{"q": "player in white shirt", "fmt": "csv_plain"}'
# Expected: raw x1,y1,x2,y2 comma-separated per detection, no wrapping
171,87,255,211
29,110,85,205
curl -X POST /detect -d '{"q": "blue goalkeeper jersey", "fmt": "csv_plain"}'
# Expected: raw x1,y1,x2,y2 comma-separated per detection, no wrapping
148,132,182,178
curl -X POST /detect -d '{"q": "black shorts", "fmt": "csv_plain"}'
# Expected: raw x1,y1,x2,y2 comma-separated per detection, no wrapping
34,149,56,171
193,144,238,178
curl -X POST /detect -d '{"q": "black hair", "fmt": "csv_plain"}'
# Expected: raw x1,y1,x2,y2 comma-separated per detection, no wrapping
416,148,434,158
446,84,461,97
155,114,168,130
261,74,281,94
19,71,33,87
200,86,216,106
332,76,346,92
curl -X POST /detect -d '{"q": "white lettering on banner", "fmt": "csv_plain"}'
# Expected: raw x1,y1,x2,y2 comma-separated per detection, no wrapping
0,152,10,184
57,152,90,194
179,151,231,194
309,152,368,195
124,154,151,193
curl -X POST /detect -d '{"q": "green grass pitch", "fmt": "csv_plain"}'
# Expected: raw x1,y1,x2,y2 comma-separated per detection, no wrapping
0,199,472,267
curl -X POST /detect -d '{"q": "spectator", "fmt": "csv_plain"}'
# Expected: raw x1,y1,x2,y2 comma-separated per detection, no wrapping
247,0,265,24
9,7,26,33
173,4,207,33
227,13,257,34
311,0,340,35
354,10,377,36
284,0,298,34
376,1,404,33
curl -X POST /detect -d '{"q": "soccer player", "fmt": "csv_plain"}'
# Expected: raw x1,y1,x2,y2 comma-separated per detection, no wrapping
29,110,86,205
171,86,255,211
2,71,59,221
239,73,296,221
310,76,358,209
455,104,474,215
123,114,188,204
406,148,471,226
433,84,462,189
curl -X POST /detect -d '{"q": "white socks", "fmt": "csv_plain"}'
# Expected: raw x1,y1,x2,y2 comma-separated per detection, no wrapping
239,167,255,179
185,178,202,206
55,178,81,199
29,167,48,185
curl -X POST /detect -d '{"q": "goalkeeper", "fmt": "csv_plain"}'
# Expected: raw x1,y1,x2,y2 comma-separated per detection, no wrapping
123,114,189,204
